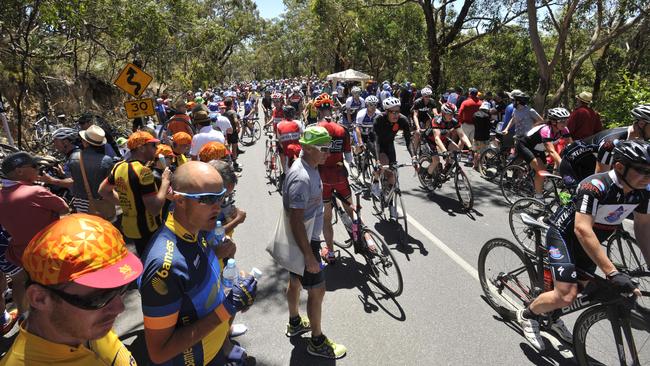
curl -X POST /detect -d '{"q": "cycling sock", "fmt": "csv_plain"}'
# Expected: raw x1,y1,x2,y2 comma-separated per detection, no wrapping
522,307,536,320
311,334,326,345
289,315,301,326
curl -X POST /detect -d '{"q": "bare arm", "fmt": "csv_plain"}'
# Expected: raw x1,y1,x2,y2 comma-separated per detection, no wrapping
574,212,617,275
142,168,171,215
98,178,119,205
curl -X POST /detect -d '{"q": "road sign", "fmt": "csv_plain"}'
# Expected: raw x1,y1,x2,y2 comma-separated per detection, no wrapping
114,63,153,97
124,98,155,119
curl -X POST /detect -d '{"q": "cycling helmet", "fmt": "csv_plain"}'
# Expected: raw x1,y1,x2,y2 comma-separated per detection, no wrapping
292,86,301,93
382,97,401,110
613,140,650,166
546,107,570,120
52,127,78,141
421,88,433,97
351,86,361,95
299,126,332,146
441,102,457,115
383,83,391,91
282,105,296,120
207,102,219,112
365,95,379,106
314,93,333,109
271,92,283,102
479,102,491,111
631,104,650,122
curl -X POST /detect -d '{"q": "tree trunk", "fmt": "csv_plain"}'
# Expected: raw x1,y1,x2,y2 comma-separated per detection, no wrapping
420,1,441,91
592,44,611,103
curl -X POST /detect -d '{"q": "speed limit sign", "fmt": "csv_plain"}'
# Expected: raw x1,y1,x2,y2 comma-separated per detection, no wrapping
124,98,155,119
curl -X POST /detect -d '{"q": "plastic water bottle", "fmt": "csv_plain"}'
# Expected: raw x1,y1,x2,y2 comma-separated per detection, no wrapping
222,259,239,293
351,213,360,242
251,267,263,281
213,220,225,247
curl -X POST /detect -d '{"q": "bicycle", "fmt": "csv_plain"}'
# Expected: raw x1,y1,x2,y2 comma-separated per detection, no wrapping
331,190,403,297
348,144,376,187
500,161,569,206
240,117,262,146
417,149,474,211
263,131,282,192
478,131,516,180
371,162,411,245
27,114,61,155
478,214,650,365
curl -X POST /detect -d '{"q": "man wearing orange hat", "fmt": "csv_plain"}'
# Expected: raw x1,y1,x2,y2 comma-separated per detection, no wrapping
99,131,171,255
0,214,141,365
165,98,194,138
171,131,191,167
198,141,230,163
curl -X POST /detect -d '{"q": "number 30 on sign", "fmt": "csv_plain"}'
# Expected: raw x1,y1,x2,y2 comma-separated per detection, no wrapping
125,98,155,119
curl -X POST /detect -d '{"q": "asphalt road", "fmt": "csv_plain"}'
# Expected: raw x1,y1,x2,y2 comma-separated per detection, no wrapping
0,111,585,365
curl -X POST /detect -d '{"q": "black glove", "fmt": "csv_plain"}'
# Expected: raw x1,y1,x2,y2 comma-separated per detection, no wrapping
222,275,258,315
607,271,637,293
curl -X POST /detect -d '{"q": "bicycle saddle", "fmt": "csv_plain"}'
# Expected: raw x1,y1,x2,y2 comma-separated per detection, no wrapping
519,212,549,231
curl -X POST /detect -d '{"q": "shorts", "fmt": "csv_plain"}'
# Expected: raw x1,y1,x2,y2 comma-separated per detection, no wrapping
0,230,20,276
473,139,489,153
227,132,239,144
290,240,325,289
461,123,475,143
474,123,491,142
376,142,397,164
545,226,596,283
516,141,545,164
319,166,351,203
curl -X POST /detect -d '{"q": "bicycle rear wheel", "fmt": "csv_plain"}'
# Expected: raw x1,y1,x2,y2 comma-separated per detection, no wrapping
454,166,474,211
607,231,646,273
478,238,539,320
417,154,434,191
264,143,273,178
271,153,283,190
253,121,262,141
509,198,550,255
364,229,403,297
500,164,534,205
479,147,500,180
573,305,650,366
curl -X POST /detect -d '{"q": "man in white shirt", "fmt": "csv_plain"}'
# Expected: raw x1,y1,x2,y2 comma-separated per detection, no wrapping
190,105,225,160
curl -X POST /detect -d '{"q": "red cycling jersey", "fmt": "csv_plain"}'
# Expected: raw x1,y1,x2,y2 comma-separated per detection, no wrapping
277,119,302,159
271,107,284,134
317,119,352,202
318,120,351,167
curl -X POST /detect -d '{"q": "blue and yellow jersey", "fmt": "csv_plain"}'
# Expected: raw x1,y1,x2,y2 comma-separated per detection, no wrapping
138,215,228,366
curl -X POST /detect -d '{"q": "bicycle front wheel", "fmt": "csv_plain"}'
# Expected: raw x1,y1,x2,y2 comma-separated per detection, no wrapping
500,164,533,205
509,198,549,255
348,153,362,182
454,166,474,211
253,121,262,141
271,153,283,191
607,231,647,273
479,147,500,180
574,305,650,366
395,192,408,244
364,229,403,297
478,238,539,320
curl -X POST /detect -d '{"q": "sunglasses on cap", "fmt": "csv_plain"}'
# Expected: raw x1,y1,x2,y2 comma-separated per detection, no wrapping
38,282,128,310
174,188,228,205
631,164,650,176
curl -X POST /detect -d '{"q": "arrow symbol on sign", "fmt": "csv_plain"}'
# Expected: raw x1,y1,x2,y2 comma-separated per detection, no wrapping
126,67,142,95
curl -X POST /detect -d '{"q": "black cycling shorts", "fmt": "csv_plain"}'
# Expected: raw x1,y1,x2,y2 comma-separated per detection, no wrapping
545,226,597,284
290,240,325,289
516,141,545,164
227,131,239,144
376,142,397,164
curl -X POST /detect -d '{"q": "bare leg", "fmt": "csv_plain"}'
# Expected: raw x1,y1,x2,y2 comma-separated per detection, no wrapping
306,286,325,337
287,275,302,318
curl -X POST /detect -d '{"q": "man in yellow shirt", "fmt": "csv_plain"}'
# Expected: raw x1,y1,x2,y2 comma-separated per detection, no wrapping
0,213,142,365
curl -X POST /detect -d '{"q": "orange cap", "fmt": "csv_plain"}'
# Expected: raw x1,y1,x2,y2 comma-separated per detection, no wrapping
156,144,174,157
127,131,159,151
22,214,143,288
198,141,229,162
172,132,192,145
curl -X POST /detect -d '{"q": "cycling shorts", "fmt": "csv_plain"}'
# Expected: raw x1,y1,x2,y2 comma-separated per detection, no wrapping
545,226,596,284
289,240,325,289
227,131,239,144
376,142,397,164
516,140,545,164
559,157,595,188
319,165,351,203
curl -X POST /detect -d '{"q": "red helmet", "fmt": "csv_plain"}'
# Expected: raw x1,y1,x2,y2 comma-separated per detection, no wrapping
441,102,457,115
314,93,333,109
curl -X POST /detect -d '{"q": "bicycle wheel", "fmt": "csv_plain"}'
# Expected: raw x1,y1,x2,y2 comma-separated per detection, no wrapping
361,152,376,186
509,197,550,255
364,229,403,297
271,153,283,190
240,125,254,146
395,192,408,243
479,147,500,180
500,164,533,205
417,154,434,191
607,231,646,273
348,153,362,182
574,304,650,366
478,238,539,320
264,143,273,178
454,166,474,211
253,121,262,141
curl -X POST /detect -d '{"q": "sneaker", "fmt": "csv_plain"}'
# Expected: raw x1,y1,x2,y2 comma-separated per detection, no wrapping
1,309,18,335
516,309,545,351
286,316,311,337
371,182,381,198
550,318,573,343
230,323,248,338
307,335,347,359
389,205,398,221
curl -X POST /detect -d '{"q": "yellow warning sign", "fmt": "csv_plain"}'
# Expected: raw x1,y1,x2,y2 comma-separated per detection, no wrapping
114,63,153,97
124,98,155,119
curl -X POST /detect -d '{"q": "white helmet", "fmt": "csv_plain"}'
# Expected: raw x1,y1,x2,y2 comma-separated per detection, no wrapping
351,86,361,95
546,107,570,120
421,88,433,97
382,97,401,110
292,86,301,93
365,95,379,106
631,104,650,122
479,102,491,111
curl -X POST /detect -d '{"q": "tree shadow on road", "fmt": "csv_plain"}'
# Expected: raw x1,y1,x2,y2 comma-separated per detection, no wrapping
372,220,428,261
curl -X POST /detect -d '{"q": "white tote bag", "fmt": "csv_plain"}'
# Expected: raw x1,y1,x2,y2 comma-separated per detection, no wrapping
266,208,315,276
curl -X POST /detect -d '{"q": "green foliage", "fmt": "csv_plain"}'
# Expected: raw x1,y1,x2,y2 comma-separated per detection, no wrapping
596,70,650,127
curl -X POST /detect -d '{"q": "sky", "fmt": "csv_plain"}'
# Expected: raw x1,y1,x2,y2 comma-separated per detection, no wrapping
254,0,286,19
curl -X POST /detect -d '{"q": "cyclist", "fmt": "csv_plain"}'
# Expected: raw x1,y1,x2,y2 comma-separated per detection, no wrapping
268,92,285,133
165,98,194,138
501,91,544,138
518,140,650,351
287,86,304,115
515,107,572,199
371,97,414,219
277,105,304,174
261,89,273,124
410,87,438,155
419,102,473,182
344,86,365,129
595,104,650,173
353,95,381,157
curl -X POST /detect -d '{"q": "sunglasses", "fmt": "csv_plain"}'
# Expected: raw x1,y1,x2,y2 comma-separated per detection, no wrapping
631,165,650,176
175,188,228,205
43,283,128,310
387,110,400,115
313,145,331,153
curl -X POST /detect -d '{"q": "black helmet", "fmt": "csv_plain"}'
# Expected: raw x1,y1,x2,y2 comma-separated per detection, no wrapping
613,140,650,166
282,105,296,120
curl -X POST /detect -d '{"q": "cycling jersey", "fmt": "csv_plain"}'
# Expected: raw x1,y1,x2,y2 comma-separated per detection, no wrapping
287,92,303,110
428,116,460,145
411,97,436,128
261,96,272,110
139,215,229,366
548,170,650,282
520,124,570,152
277,119,304,159
355,108,380,140
318,120,352,202
344,96,365,125
167,114,194,136
373,112,411,164
596,127,629,166
107,160,161,240
271,107,284,134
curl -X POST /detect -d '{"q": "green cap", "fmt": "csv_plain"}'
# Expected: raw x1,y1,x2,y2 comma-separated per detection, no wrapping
299,126,332,146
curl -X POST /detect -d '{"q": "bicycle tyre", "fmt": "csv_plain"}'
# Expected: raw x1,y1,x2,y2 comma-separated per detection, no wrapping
454,166,474,211
606,231,646,273
264,142,273,178
396,192,408,244
348,153,362,182
573,304,650,366
240,126,254,146
500,164,533,205
271,153,283,190
361,152,376,186
253,120,262,142
479,147,500,180
478,238,539,320
371,185,384,217
417,154,433,191
509,197,549,255
364,229,403,297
